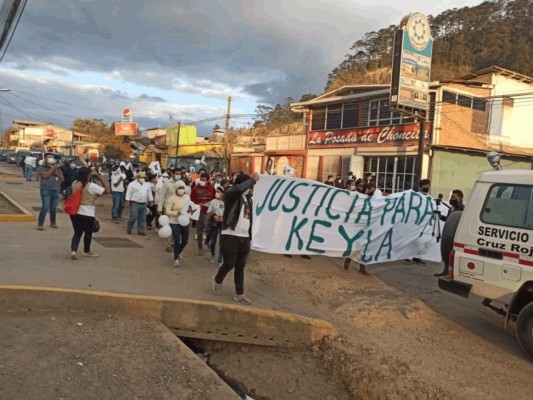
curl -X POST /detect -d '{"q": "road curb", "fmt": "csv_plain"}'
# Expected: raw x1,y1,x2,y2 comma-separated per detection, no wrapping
0,285,337,347
0,191,36,222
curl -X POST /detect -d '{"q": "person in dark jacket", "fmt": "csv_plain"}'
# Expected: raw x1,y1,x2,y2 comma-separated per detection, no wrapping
212,172,259,305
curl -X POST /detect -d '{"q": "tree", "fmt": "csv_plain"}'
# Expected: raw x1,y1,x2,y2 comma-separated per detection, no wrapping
73,119,131,160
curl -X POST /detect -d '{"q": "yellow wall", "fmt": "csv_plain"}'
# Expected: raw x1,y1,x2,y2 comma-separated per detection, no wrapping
166,124,197,146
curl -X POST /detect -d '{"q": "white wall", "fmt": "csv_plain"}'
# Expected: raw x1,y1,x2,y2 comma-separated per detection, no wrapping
488,75,533,147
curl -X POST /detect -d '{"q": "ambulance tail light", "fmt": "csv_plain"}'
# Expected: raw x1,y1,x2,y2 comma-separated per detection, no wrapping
448,250,455,279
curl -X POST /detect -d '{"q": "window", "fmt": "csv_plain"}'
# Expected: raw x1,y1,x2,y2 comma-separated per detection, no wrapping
321,156,340,183
342,101,359,128
326,104,342,130
363,156,416,194
367,98,413,127
311,107,326,131
481,185,533,229
442,90,487,112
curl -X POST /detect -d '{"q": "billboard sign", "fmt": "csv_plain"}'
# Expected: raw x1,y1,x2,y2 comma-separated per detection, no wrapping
115,122,138,136
390,13,433,111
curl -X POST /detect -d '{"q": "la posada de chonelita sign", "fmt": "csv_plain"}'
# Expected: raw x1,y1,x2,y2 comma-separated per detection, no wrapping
307,123,432,148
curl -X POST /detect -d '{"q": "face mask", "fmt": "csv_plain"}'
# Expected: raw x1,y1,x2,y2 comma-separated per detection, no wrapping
350,186,356,191
199,181,206,187
449,199,458,206
69,164,75,169
47,158,56,164
177,188,185,195
215,192,222,199
139,178,145,184
175,175,181,181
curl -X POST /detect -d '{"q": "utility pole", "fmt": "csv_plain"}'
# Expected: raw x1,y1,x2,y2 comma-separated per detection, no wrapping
224,96,231,175
175,122,181,168
416,117,426,186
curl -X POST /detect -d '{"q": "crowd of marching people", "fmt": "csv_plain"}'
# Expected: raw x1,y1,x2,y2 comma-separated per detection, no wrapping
29,152,465,306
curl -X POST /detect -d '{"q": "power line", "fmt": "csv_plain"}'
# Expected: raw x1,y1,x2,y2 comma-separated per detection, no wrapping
0,0,28,63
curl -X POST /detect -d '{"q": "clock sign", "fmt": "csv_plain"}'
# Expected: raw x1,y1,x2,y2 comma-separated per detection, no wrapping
406,13,431,51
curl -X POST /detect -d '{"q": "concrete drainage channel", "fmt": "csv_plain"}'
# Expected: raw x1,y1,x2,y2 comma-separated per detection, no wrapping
0,286,347,400
180,338,254,399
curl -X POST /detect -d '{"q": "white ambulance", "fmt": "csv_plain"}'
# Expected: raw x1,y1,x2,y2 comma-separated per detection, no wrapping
439,169,533,361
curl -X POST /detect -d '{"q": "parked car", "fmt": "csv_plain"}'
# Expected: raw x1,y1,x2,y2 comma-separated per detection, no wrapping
6,151,17,164
0,149,13,161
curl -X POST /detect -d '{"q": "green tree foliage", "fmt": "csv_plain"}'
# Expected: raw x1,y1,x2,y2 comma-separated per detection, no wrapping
253,94,317,128
326,0,532,90
73,119,130,160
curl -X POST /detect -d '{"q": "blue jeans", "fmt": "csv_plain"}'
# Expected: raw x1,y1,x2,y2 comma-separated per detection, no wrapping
24,165,33,181
127,202,147,233
111,191,124,220
209,224,223,263
64,185,73,199
171,223,189,260
38,189,60,225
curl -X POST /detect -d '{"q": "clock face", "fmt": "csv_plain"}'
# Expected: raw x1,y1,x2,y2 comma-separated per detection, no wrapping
407,13,430,51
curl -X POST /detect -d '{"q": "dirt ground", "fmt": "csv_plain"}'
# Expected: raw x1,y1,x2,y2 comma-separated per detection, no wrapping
0,193,22,214
196,252,533,400
0,312,239,400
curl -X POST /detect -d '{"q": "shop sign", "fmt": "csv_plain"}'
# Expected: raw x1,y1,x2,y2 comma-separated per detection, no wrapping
307,123,431,148
154,134,167,148
115,122,138,136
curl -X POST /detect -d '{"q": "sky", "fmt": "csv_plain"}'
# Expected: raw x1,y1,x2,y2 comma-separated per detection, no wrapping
0,0,485,136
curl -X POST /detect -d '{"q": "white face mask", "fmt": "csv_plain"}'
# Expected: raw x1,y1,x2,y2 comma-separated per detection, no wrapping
177,188,185,195
139,178,145,184
215,192,222,199
199,181,206,187
47,158,56,164
69,164,75,169
350,186,356,191
175,175,181,181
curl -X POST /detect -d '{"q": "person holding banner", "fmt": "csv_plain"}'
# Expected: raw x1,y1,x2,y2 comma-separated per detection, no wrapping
212,172,259,305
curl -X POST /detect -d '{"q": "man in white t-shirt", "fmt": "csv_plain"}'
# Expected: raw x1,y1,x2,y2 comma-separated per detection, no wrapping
212,172,259,305
110,165,127,223
24,154,36,181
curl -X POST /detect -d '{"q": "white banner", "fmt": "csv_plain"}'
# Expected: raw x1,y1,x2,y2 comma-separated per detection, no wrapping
251,175,441,264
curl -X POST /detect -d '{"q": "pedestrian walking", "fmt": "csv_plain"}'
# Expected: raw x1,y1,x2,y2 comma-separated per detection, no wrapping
110,165,127,223
24,153,36,181
61,159,78,198
205,185,225,265
212,172,259,305
125,171,153,235
69,167,109,259
146,174,160,230
164,181,190,267
191,172,215,255
37,153,65,230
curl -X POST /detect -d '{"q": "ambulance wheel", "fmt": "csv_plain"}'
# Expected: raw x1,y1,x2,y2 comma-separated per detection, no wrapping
516,302,533,361
440,211,462,267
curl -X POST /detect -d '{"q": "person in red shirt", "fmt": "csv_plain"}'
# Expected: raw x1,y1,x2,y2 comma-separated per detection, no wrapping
191,172,215,255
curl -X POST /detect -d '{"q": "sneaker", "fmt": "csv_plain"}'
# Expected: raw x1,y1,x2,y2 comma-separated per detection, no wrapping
147,226,152,230
233,294,252,305
138,232,147,236
173,259,181,268
112,219,119,224
165,245,172,253
412,258,426,265
197,249,203,256
71,251,77,260
83,252,99,257
127,229,132,235
50,224,58,229
210,256,216,264
212,274,222,296
37,225,44,231
178,255,184,262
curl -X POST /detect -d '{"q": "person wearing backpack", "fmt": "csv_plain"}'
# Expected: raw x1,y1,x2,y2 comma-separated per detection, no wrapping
68,166,109,259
